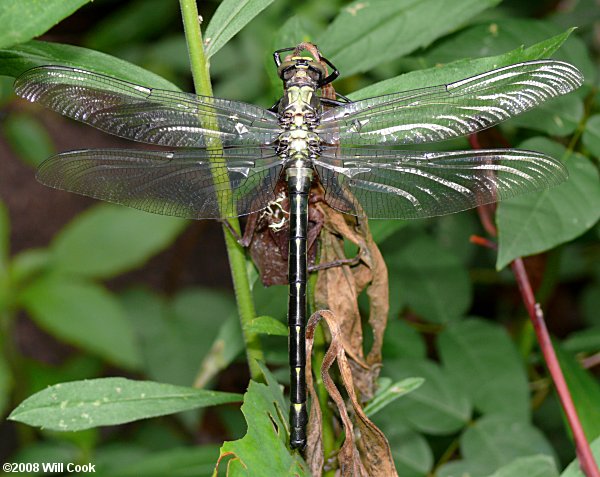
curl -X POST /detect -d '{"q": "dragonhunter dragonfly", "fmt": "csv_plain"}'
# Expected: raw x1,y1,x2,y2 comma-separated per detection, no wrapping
14,44,583,449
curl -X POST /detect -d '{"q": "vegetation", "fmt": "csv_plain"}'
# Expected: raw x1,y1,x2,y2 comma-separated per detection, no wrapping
0,0,598,475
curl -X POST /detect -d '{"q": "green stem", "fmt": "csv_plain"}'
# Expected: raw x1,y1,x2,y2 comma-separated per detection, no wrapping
179,0,263,380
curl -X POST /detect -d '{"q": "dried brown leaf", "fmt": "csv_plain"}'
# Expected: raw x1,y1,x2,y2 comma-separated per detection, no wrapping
306,310,397,477
314,204,389,399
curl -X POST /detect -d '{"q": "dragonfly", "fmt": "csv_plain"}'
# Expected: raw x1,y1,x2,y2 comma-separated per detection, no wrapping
13,43,583,449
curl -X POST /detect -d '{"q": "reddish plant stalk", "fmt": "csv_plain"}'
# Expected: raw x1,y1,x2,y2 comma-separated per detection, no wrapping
468,134,599,477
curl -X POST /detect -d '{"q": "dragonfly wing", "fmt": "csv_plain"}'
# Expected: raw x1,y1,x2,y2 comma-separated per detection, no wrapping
37,147,283,219
317,61,583,146
15,66,282,147
314,147,567,219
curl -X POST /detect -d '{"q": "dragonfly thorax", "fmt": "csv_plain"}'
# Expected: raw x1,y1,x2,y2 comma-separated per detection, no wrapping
277,83,322,156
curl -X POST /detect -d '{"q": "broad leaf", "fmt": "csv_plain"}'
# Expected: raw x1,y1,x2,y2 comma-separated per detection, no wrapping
318,0,501,75
205,0,276,58
419,18,595,83
0,201,9,273
10,442,80,470
245,315,288,336
20,276,141,369
560,436,600,477
583,114,600,158
84,0,179,52
384,233,472,323
0,0,91,49
1,112,55,167
382,319,427,360
351,29,572,99
564,326,600,354
122,287,238,387
371,421,433,477
100,446,220,477
51,204,187,279
364,377,424,417
215,364,309,476
0,40,179,89
8,377,241,431
554,344,600,441
382,358,472,434
486,455,559,477
438,319,530,421
0,353,12,416
461,415,556,475
497,138,600,268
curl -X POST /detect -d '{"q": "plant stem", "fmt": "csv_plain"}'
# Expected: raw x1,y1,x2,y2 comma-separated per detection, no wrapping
179,0,263,381
511,259,599,477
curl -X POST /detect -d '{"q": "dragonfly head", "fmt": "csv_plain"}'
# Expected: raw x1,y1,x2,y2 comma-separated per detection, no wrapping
273,44,340,89
277,56,326,89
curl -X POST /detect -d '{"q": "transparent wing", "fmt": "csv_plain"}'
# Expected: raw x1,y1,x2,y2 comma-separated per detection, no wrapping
37,148,284,219
317,61,583,146
15,66,282,147
314,147,567,219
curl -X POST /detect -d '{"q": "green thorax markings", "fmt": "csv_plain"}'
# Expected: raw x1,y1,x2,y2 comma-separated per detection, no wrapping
279,85,321,156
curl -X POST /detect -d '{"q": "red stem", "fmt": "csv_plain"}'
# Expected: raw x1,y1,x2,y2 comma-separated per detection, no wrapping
469,133,600,476
512,259,599,476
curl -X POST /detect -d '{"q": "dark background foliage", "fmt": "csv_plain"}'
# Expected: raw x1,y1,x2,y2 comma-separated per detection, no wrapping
0,0,598,475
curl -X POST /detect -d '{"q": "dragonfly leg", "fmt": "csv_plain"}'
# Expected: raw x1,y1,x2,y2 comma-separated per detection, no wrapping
308,254,361,273
219,219,249,246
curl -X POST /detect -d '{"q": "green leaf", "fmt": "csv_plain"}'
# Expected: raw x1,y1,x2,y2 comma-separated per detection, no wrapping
369,219,409,244
383,319,427,360
460,415,556,475
382,358,472,434
419,19,595,83
102,446,220,477
351,29,573,99
122,287,238,387
318,0,500,76
20,276,141,369
384,233,472,323
205,0,276,58
51,204,187,279
0,0,91,48
564,327,600,354
245,315,287,336
0,353,13,415
438,319,530,421
9,248,50,286
0,40,179,89
560,436,600,477
371,421,433,477
497,138,600,269
583,114,600,158
485,455,559,477
10,442,80,471
364,377,424,417
8,377,241,431
0,201,9,273
217,364,309,475
84,0,179,52
554,343,600,441
2,112,55,167
437,460,490,477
